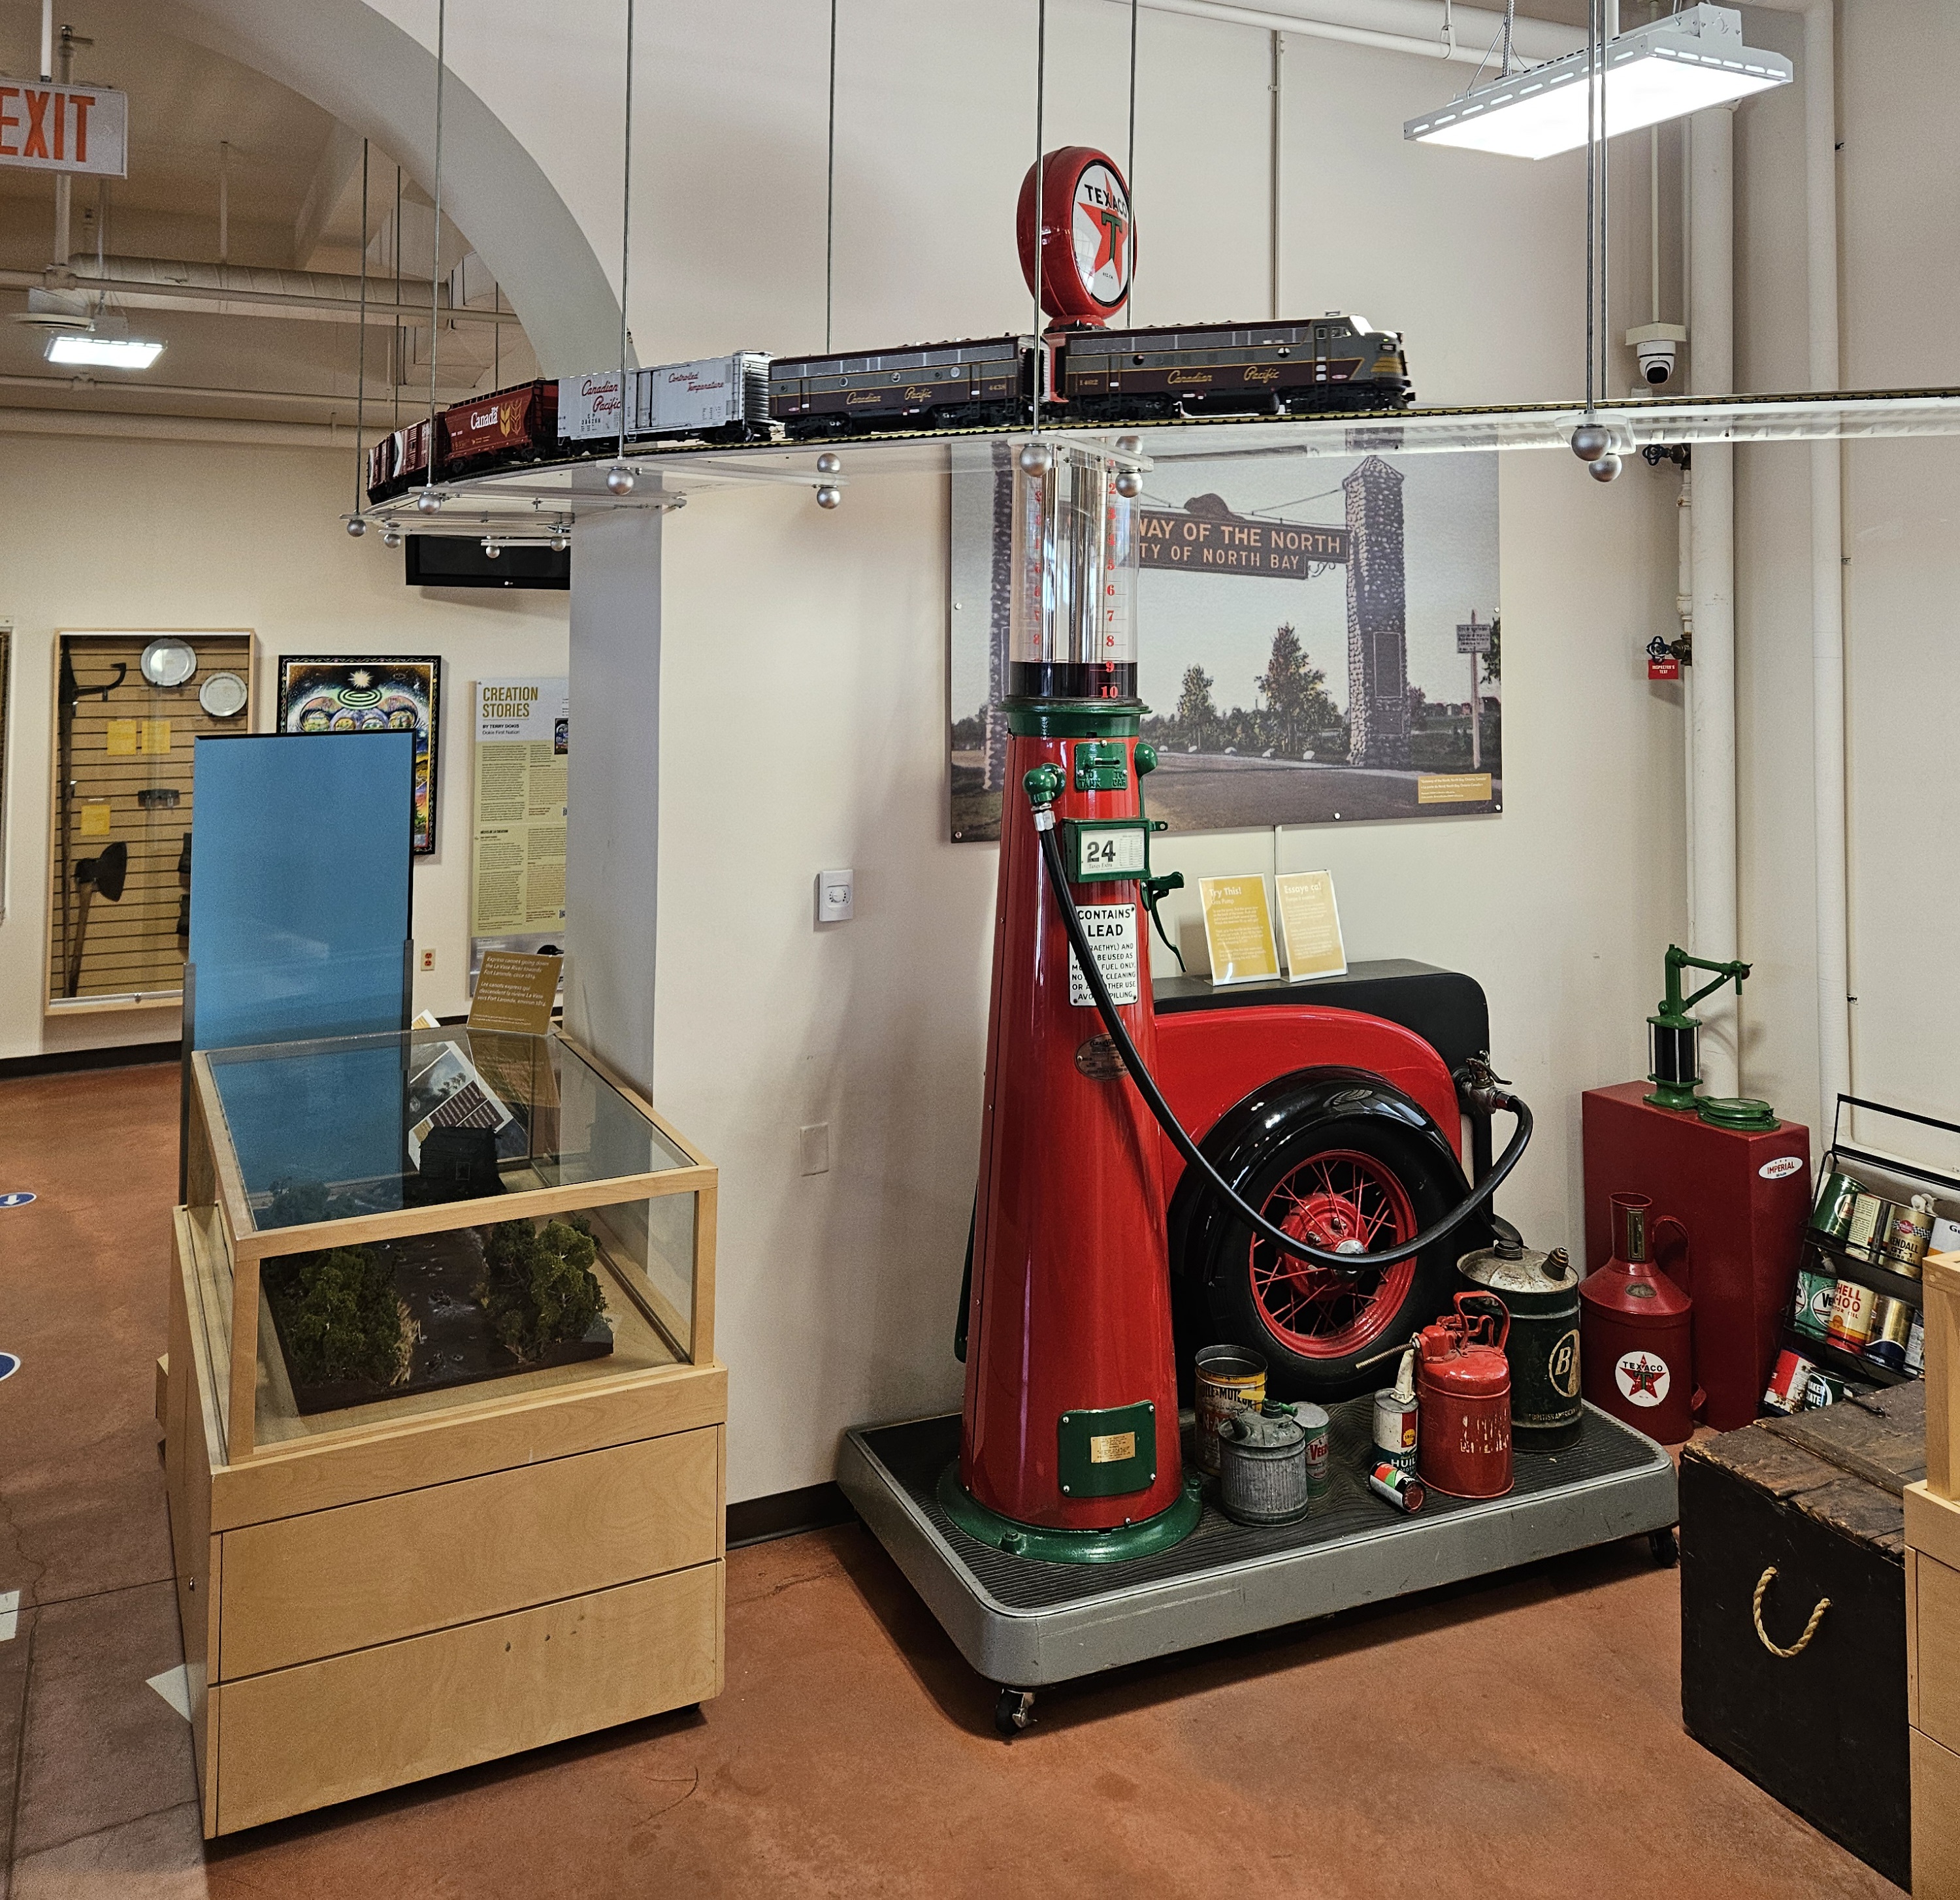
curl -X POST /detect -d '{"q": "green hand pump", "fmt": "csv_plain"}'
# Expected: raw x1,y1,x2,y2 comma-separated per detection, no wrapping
1645,944,1752,1113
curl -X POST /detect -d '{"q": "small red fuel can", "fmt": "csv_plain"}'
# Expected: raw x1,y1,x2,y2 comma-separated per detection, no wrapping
1416,1293,1514,1499
1579,1192,1696,1444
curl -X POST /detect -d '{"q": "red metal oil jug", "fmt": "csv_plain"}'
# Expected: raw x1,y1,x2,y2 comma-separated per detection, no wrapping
1578,1191,1695,1443
1416,1292,1513,1499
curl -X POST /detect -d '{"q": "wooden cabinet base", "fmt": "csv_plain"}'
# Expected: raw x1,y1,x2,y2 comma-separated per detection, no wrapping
212,1564,723,1835
165,1211,728,1838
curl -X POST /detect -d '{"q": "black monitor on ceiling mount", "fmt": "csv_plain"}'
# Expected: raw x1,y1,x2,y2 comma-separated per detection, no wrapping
405,534,570,591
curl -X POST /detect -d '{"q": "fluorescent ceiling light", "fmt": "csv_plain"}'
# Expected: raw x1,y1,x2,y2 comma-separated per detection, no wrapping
1405,3,1791,161
45,334,165,369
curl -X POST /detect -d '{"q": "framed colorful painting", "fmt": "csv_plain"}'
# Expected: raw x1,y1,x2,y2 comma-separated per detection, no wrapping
277,656,442,855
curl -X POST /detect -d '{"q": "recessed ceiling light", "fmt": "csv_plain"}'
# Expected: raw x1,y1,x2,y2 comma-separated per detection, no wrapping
1405,3,1792,161
45,334,165,369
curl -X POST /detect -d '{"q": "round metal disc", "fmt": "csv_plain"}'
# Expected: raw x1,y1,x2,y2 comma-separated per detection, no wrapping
198,671,248,719
140,638,198,688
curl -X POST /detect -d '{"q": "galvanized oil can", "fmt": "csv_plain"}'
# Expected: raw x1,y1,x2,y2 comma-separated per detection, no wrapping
1458,1227,1582,1449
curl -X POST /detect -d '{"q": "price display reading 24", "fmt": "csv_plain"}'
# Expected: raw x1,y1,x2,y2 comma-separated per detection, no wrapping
1078,828,1146,875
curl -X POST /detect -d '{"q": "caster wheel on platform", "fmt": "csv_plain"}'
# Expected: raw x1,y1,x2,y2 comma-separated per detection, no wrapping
994,1688,1035,1738
1650,1526,1679,1568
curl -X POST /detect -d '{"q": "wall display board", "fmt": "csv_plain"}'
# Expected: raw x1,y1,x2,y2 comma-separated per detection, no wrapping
950,441,1501,840
469,676,568,979
276,657,442,854
46,630,253,1013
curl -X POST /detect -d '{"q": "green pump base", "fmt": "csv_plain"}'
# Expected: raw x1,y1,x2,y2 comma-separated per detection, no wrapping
1643,1083,1702,1112
1697,1095,1778,1132
936,1464,1203,1565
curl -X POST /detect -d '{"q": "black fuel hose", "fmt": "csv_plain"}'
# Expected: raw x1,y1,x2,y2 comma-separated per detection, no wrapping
1036,814,1532,1275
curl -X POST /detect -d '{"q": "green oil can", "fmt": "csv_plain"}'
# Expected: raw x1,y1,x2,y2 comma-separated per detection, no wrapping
1459,1229,1582,1449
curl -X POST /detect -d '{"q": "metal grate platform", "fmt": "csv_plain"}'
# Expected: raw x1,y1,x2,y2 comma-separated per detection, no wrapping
838,1398,1677,1690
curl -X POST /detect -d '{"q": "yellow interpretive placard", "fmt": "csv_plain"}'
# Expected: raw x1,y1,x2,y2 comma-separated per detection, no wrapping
1275,870,1347,982
1198,875,1280,986
466,949,562,1035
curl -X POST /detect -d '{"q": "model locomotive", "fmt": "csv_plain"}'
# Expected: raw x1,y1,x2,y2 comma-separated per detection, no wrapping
363,316,1410,503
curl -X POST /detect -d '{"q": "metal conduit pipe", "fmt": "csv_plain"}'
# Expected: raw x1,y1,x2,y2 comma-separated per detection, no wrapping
1105,0,1581,67
1753,0,1849,1139
0,259,523,327
1688,103,1739,1099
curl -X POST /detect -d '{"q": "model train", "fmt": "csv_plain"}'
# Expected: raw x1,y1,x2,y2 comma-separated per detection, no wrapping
364,316,1411,504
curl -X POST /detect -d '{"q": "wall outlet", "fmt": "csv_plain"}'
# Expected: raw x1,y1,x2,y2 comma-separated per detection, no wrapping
816,868,855,923
799,1122,830,1176
419,949,436,971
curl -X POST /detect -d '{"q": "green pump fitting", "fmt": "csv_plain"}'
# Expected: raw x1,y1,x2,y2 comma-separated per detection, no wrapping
1024,764,1063,811
1645,943,1752,1111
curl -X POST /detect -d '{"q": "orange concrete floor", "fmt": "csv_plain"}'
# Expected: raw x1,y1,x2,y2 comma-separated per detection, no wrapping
0,1062,1906,1899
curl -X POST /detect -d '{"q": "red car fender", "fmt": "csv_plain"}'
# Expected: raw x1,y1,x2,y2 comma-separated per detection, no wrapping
1152,1004,1463,1204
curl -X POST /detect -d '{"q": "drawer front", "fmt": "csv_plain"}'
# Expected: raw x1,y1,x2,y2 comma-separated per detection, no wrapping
1680,1454,1909,1889
1917,1552,1960,1756
220,1427,720,1679
214,1561,723,1835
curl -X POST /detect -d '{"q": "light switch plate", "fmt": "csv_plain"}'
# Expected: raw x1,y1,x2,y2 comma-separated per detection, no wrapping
817,868,855,923
799,1122,830,1175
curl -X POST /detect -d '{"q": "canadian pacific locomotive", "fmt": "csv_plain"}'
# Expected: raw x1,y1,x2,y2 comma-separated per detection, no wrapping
362,319,1410,504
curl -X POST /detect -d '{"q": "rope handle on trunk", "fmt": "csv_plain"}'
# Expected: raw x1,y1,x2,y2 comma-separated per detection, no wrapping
1753,1565,1830,1658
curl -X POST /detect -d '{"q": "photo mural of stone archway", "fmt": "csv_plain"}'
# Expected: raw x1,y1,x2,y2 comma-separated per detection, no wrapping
950,440,1498,838
1342,455,1411,769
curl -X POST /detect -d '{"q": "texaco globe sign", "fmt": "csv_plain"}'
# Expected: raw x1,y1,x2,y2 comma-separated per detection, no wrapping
1017,146,1133,326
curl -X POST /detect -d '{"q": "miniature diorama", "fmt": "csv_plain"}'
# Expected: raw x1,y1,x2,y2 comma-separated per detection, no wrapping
261,1201,614,1416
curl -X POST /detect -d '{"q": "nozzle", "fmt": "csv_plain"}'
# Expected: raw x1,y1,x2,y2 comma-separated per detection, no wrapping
1023,764,1064,813
1391,1345,1416,1407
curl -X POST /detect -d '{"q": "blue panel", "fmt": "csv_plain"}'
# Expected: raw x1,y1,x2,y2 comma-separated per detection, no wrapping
188,732,413,1055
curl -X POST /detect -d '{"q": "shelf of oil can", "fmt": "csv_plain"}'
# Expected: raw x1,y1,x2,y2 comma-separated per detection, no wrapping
837,1395,1676,1701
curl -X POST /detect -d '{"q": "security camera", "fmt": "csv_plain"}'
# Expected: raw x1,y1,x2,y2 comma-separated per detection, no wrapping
1626,322,1689,388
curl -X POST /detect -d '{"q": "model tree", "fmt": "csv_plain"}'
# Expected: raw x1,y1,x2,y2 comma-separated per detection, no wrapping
269,1246,412,1386
478,1216,609,1364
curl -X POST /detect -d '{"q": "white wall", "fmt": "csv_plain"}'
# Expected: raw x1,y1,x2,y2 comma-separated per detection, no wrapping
0,433,568,1061
1731,0,1960,1170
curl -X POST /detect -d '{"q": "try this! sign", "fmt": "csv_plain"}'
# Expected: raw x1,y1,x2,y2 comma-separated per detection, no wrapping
0,82,127,176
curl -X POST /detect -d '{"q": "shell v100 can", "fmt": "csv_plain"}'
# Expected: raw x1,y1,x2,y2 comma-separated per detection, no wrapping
1826,1278,1880,1352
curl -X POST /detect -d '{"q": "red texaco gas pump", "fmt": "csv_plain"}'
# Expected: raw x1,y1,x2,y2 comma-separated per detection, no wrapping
947,442,1201,1559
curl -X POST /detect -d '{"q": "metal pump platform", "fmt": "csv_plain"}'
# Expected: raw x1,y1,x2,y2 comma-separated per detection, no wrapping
839,1396,1677,1723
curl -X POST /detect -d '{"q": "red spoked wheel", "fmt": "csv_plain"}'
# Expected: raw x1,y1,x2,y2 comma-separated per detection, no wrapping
1249,1149,1418,1359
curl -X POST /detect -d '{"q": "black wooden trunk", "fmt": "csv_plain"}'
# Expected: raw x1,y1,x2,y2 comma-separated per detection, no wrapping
1680,1381,1923,1890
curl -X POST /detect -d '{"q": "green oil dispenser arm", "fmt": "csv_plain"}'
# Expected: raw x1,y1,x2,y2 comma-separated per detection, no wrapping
1646,944,1754,1113
1133,742,1186,972
1656,943,1752,1026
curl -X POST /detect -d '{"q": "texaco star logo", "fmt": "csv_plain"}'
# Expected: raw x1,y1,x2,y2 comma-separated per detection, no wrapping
1615,1351,1671,1407
1071,162,1132,309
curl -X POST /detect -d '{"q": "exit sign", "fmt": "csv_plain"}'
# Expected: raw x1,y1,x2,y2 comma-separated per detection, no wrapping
0,82,127,177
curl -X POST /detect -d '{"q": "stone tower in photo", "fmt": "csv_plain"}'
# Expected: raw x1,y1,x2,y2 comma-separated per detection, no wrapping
1343,455,1411,768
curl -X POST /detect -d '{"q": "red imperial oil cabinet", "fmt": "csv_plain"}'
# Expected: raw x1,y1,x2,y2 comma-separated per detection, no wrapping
949,440,1201,1560
1581,1083,1810,1432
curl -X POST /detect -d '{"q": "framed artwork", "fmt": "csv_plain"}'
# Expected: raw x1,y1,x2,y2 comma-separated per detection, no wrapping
950,438,1501,840
278,657,442,855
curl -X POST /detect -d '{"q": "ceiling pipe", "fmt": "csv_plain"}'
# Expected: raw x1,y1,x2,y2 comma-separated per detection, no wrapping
1724,0,1845,1139
0,259,523,327
1107,0,1582,67
1688,104,1738,1100
0,404,343,447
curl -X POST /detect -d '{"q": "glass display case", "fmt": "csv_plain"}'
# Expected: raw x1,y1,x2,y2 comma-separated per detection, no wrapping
167,1024,724,1836
181,1023,713,1461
